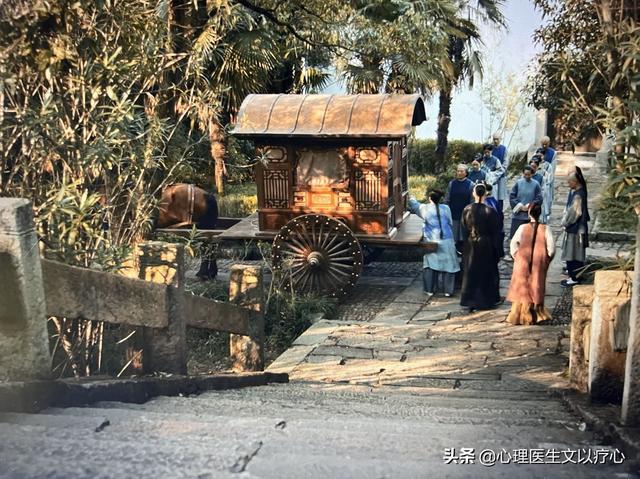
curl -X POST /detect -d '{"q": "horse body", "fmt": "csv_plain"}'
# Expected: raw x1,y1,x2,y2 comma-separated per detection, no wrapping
158,183,219,279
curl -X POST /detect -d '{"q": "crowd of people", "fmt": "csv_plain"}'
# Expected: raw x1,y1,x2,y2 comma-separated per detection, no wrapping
409,135,590,325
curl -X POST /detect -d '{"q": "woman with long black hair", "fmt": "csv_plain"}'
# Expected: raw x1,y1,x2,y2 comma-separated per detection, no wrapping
409,190,460,297
460,183,503,311
507,203,555,325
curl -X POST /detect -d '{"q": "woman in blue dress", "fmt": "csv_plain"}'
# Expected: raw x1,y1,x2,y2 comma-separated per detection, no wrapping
409,190,460,297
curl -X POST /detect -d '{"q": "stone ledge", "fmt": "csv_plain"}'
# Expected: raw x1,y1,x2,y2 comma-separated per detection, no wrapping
590,230,636,244
550,388,640,470
0,372,289,413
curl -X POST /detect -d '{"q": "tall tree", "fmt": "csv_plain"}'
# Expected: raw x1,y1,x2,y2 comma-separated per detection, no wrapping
434,0,506,164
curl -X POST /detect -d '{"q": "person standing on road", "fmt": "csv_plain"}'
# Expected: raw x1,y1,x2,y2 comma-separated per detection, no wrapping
444,164,473,253
560,167,590,287
468,156,486,184
460,183,502,312
484,183,505,259
538,137,557,223
480,144,506,210
491,133,509,211
507,203,555,325
409,190,460,297
509,165,543,239
530,157,544,186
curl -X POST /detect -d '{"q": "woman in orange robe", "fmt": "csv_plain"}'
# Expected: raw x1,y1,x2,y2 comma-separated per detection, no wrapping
507,203,555,325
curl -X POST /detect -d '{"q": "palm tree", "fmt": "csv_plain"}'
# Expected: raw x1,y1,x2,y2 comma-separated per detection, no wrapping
434,0,506,164
337,0,460,95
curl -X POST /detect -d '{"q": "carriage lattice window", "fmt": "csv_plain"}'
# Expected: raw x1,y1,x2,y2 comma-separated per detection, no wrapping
264,169,289,208
355,169,381,210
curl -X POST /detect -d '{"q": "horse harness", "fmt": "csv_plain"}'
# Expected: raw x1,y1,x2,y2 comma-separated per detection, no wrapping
169,184,197,228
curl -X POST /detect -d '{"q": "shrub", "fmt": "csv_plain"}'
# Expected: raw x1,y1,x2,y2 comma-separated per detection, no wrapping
408,139,483,175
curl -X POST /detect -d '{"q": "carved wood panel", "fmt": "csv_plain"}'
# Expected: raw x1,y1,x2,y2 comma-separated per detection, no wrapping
355,169,381,211
263,169,289,208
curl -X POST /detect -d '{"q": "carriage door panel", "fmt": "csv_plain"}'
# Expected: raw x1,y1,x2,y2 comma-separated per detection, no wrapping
391,141,403,225
256,146,291,231
401,138,409,213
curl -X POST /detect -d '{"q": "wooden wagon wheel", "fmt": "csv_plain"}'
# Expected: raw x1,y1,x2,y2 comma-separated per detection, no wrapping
272,214,363,297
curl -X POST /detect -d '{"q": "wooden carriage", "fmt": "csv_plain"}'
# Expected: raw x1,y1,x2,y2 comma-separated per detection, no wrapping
217,93,435,297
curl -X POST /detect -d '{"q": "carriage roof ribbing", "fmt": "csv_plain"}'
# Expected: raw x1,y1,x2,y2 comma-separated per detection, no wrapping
231,94,426,140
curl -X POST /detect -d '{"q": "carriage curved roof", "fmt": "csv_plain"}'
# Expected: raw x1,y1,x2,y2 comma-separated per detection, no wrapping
231,94,426,139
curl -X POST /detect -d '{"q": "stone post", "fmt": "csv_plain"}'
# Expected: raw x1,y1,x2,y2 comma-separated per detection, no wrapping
137,241,187,375
569,285,594,393
588,270,632,403
622,217,640,425
0,198,50,380
229,265,265,371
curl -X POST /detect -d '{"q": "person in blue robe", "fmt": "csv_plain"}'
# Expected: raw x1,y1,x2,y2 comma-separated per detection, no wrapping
530,157,544,186
444,164,473,252
538,136,557,224
480,144,506,208
468,157,486,184
509,166,543,238
491,134,509,210
409,191,460,297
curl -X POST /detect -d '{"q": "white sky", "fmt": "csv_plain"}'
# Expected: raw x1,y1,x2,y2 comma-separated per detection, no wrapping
415,0,543,151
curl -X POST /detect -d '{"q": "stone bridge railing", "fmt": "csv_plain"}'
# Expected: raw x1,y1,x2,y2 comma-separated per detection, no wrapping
569,269,639,427
0,198,264,381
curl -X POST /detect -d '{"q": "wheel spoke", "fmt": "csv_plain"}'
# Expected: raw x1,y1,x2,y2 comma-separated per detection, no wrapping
289,234,310,252
327,266,351,277
325,240,349,255
328,255,357,262
326,267,350,286
327,247,352,258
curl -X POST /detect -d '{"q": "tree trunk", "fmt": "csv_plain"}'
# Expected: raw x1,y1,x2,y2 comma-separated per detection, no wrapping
210,121,226,195
435,85,453,172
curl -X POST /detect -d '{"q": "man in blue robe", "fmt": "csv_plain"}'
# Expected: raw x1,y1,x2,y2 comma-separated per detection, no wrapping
444,164,473,253
492,133,508,211
538,136,557,223
480,144,505,208
530,158,544,186
468,157,486,184
509,165,543,238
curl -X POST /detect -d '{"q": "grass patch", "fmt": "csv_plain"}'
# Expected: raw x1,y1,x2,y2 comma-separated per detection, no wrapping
217,182,258,218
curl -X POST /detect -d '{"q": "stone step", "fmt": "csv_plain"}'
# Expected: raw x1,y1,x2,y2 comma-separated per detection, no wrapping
244,451,619,479
0,412,624,479
43,384,577,428
43,399,580,429
0,421,260,478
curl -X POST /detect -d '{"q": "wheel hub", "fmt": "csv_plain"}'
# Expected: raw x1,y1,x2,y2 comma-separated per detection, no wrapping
306,251,324,269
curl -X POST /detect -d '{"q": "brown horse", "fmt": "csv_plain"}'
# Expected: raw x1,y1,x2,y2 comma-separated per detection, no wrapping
157,184,219,280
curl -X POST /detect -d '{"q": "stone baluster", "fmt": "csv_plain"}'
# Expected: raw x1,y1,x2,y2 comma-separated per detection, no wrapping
588,270,632,403
137,241,187,375
0,199,50,380
569,285,595,393
229,265,265,371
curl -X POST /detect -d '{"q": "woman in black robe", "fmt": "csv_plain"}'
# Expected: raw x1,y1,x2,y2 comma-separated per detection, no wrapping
460,183,503,311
